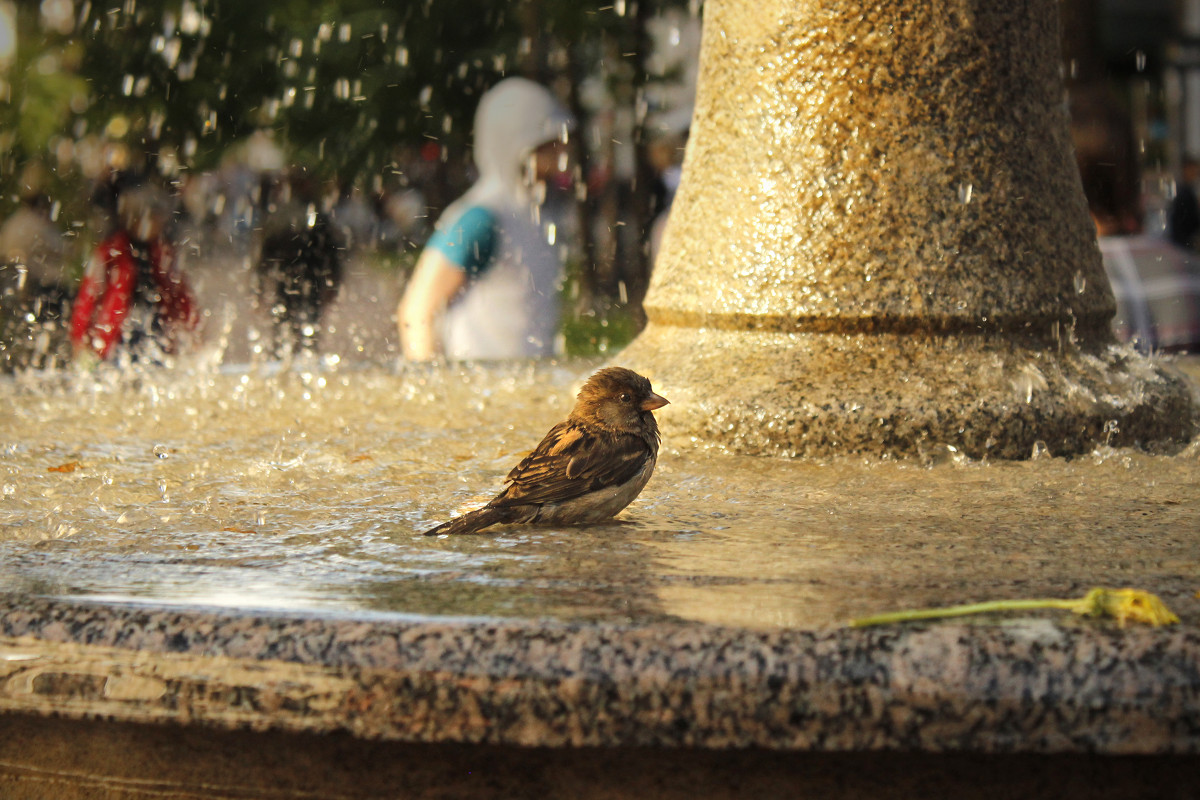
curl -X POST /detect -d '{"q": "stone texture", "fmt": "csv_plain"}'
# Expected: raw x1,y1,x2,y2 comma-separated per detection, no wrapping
623,0,1197,457
628,326,1197,458
2,595,1198,755
649,0,1105,328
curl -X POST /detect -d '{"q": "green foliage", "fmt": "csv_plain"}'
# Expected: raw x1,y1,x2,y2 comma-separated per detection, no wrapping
2,0,693,176
59,0,672,177
11,58,85,155
67,0,548,180
560,305,640,357
0,0,698,314
0,6,87,212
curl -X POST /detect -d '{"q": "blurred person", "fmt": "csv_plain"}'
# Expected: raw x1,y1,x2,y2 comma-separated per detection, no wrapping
255,169,344,357
0,191,70,369
332,182,377,251
1167,157,1200,251
1075,85,1195,352
376,187,428,251
179,171,221,231
70,180,199,366
645,108,691,266
1093,217,1200,353
1073,101,1200,353
398,77,572,361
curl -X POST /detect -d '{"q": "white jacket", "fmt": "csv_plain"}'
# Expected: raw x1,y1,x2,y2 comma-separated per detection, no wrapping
438,78,572,360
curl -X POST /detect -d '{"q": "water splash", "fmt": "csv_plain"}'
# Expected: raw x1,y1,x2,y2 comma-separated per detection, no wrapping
3,362,1197,629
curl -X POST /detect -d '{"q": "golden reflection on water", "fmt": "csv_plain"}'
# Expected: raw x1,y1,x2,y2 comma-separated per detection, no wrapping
1,361,1198,630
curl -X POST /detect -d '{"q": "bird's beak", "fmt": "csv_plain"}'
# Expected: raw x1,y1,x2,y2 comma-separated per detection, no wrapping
641,392,669,411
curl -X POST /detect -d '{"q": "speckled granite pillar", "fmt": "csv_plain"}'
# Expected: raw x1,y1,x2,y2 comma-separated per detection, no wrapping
622,0,1196,458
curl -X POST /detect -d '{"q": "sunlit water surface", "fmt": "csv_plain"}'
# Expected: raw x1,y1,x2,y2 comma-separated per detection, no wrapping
2,360,1199,629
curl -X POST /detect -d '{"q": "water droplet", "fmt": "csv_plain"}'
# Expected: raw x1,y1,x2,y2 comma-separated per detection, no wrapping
179,1,205,35
1102,419,1119,446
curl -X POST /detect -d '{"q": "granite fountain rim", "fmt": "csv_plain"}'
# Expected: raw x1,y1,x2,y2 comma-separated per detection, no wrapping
2,592,1198,755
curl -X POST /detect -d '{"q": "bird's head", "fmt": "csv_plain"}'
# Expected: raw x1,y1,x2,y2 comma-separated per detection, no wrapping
573,366,669,434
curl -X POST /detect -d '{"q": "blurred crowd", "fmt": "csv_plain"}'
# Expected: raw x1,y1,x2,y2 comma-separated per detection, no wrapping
4,76,1200,373
0,75,684,373
0,146,444,372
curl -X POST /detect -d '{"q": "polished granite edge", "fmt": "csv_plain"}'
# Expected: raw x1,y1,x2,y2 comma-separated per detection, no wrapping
1,594,1198,754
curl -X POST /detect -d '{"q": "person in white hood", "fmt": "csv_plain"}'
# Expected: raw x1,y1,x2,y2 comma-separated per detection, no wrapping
398,78,572,360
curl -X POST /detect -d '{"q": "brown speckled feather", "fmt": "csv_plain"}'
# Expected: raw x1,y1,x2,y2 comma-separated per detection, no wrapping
491,422,655,508
423,367,667,536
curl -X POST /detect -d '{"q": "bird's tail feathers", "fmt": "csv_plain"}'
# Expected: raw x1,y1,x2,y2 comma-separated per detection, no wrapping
423,506,510,536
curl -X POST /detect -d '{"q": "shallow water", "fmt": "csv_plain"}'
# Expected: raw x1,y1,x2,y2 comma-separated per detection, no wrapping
2,360,1198,629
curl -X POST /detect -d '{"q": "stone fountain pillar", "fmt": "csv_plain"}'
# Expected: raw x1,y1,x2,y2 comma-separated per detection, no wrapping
622,0,1196,458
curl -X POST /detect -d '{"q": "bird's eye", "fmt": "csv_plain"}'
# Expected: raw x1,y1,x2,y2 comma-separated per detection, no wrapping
620,393,631,403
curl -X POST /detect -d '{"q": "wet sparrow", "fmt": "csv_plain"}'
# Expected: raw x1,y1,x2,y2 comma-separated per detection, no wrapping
424,367,668,535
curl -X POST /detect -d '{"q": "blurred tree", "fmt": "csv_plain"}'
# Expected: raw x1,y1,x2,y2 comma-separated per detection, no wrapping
0,3,88,214
72,0,524,181
0,0,698,326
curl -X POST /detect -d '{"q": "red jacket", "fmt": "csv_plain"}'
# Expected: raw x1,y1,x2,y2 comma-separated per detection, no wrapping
69,230,197,360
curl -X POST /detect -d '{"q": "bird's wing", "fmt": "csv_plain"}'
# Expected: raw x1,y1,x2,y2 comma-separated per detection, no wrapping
490,422,651,508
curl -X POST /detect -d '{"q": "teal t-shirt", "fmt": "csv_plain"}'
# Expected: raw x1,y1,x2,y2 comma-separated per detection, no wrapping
427,206,497,277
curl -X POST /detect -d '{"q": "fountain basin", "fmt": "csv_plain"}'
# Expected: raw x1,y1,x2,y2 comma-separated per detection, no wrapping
1,362,1199,796
626,324,1197,459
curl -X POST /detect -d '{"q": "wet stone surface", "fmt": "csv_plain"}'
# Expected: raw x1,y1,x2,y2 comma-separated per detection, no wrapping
629,0,1198,457
1,363,1199,628
1,598,1199,753
0,362,1199,754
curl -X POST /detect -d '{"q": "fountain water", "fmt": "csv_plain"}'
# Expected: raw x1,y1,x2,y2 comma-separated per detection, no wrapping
2,364,1199,626
2,358,1199,796
1,0,1199,797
